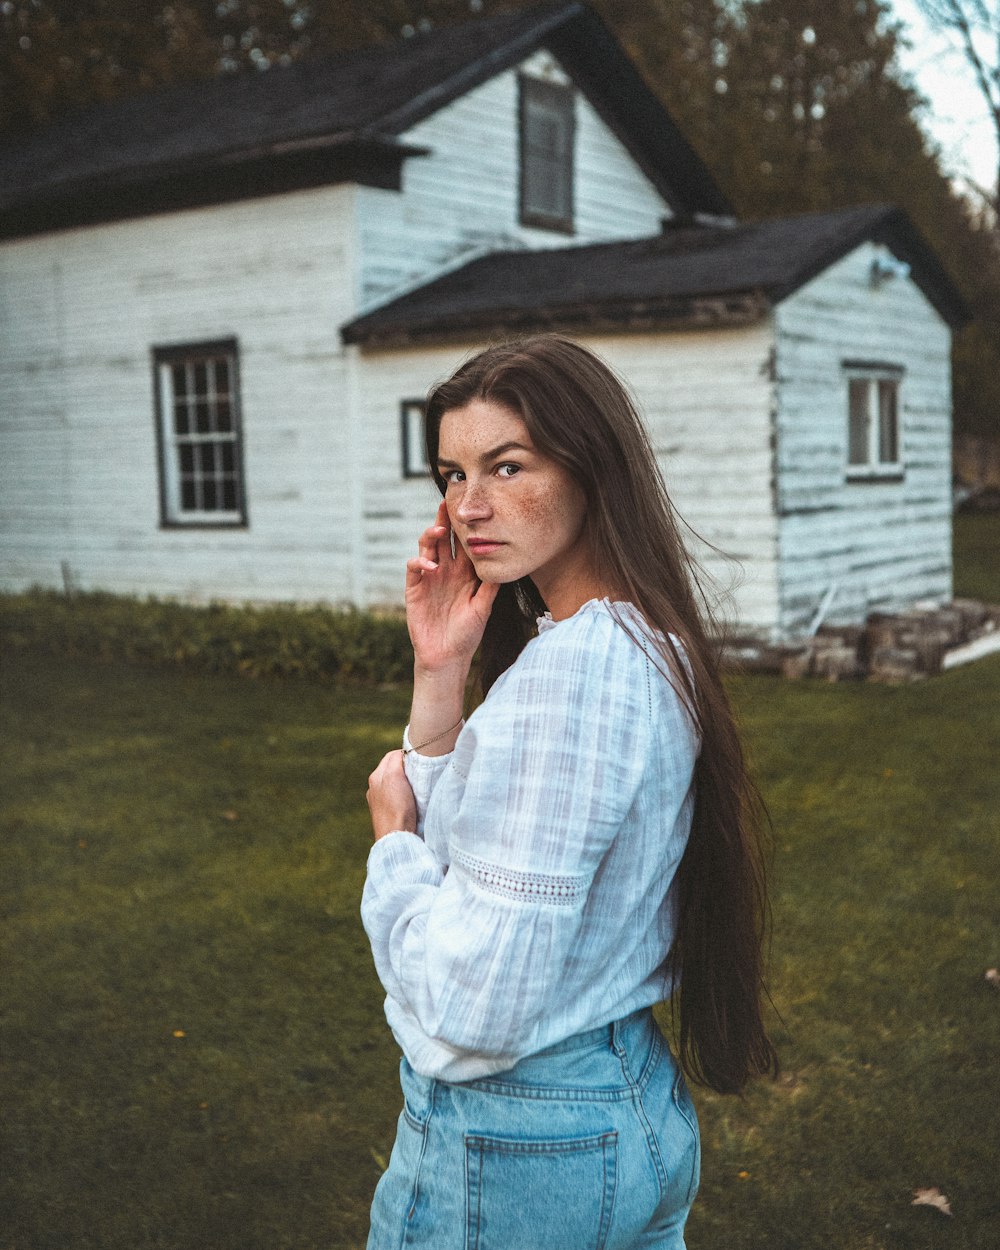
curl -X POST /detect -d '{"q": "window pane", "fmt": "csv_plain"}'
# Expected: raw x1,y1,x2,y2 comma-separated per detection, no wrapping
156,342,244,524
878,380,898,463
403,402,429,476
527,112,561,160
848,379,869,465
527,160,565,217
522,80,572,224
525,114,568,216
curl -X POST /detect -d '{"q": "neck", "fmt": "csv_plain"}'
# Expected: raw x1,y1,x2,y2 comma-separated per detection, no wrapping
532,569,614,622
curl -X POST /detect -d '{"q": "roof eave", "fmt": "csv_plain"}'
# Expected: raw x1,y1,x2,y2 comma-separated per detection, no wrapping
342,290,771,348
0,137,422,242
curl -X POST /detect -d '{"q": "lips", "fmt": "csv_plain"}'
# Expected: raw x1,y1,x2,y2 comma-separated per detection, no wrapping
466,539,504,556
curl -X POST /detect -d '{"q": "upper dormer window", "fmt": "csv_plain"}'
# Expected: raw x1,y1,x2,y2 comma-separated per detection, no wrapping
519,75,575,233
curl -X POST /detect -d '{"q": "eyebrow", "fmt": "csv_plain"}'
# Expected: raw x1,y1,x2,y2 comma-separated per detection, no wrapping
436,440,533,471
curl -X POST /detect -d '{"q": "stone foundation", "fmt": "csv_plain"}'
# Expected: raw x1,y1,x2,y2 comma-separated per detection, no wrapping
724,599,1000,683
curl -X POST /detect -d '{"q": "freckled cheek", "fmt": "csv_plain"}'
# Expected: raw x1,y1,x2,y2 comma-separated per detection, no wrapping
511,486,585,539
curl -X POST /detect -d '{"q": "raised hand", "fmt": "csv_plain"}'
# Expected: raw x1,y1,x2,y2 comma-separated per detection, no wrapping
405,500,499,678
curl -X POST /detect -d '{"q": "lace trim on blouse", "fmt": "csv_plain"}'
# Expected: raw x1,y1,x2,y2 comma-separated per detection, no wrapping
452,849,587,907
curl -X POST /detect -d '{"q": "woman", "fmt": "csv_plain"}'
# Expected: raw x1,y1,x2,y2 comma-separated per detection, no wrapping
362,335,776,1249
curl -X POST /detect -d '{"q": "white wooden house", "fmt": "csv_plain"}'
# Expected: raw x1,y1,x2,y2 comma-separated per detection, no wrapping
0,1,967,639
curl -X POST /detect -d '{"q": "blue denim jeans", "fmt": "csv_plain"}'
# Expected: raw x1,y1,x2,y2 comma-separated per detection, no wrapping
367,1008,700,1250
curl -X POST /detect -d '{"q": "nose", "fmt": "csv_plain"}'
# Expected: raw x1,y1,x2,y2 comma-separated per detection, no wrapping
453,478,492,524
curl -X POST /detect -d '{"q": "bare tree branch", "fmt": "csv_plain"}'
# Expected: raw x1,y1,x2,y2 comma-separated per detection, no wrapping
915,0,1000,207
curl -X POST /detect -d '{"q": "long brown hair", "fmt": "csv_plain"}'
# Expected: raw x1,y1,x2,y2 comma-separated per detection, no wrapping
424,334,777,1095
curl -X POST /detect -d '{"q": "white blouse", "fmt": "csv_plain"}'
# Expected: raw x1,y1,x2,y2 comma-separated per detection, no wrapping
361,598,700,1082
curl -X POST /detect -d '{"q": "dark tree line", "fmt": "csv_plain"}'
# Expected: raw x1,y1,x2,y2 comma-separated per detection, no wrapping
2,0,997,438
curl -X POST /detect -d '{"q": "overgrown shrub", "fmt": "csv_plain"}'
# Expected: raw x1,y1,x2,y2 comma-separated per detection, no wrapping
0,590,412,684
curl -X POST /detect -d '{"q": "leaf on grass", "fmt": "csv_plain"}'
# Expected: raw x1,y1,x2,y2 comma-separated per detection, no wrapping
985,968,1000,989
222,809,239,821
912,1187,952,1216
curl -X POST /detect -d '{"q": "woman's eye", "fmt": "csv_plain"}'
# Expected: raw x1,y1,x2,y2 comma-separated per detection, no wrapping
496,463,520,478
442,469,465,484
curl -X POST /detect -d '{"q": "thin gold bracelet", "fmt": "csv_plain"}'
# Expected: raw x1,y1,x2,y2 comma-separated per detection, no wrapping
403,717,464,756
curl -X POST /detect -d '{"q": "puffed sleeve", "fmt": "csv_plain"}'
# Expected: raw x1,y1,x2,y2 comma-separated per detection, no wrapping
361,609,657,1065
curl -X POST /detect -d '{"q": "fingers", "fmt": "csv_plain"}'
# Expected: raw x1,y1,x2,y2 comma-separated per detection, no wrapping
474,578,501,613
413,502,464,581
417,526,445,566
366,750,417,840
366,749,403,802
405,556,440,593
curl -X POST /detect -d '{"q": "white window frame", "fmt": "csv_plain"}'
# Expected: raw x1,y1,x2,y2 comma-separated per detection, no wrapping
843,363,904,481
153,340,248,527
401,399,431,478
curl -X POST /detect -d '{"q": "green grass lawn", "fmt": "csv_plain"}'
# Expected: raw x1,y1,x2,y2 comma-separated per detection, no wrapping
2,519,998,1249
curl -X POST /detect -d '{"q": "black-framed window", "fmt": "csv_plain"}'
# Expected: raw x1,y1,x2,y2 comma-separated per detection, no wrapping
843,361,904,480
402,399,430,478
519,75,575,233
153,340,248,526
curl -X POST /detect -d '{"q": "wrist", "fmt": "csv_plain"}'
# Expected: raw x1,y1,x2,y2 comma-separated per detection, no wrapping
373,822,415,842
413,658,472,685
404,716,464,756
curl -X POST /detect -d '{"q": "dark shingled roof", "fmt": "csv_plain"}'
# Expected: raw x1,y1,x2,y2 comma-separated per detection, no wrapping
0,1,729,239
341,203,969,343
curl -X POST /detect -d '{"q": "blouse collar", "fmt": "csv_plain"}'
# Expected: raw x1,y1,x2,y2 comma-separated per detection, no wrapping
536,597,625,634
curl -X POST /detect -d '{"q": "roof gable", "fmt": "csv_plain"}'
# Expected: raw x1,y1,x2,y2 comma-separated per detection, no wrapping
0,1,728,240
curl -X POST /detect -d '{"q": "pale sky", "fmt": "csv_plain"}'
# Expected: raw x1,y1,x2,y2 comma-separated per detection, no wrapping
891,0,998,199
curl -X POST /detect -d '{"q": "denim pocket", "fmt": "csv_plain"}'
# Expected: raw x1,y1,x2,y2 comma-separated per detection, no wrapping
402,1098,428,1133
465,1130,618,1250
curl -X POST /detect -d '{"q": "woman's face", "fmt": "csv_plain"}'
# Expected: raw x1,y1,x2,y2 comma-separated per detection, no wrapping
436,398,600,617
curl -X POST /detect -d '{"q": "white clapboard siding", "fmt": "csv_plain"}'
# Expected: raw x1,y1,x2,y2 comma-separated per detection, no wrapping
588,331,779,635
355,49,670,310
355,323,780,633
0,184,364,603
773,242,953,634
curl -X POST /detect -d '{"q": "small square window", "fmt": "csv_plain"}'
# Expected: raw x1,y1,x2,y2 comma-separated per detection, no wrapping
519,76,575,233
154,340,247,526
402,399,430,478
843,364,903,480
